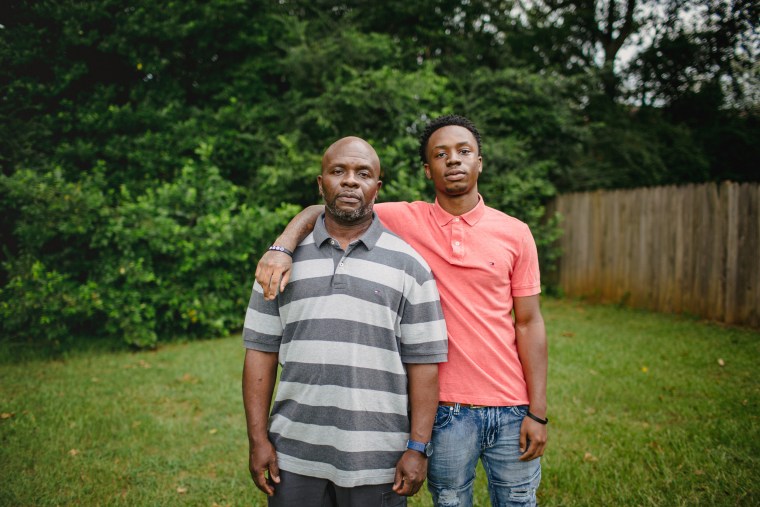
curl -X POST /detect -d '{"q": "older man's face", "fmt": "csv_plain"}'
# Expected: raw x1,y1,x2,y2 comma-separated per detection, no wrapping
318,140,382,222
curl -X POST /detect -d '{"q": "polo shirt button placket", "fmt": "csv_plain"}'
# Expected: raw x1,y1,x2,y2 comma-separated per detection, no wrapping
452,218,465,259
333,253,349,291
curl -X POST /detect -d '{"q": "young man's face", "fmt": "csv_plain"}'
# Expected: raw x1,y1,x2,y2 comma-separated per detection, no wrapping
423,125,482,198
318,140,382,223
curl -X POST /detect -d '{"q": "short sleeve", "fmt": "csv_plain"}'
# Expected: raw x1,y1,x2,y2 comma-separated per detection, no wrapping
511,225,541,297
397,265,448,364
242,281,283,352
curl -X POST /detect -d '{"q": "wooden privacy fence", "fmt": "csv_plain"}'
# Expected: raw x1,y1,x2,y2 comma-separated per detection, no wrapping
551,182,759,328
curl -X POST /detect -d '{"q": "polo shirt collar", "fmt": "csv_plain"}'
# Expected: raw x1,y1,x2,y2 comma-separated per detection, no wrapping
432,194,486,226
313,212,383,250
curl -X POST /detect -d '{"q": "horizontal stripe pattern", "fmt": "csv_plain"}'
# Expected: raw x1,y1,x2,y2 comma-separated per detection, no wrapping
275,453,397,488
281,294,397,333
272,398,410,431
278,363,408,396
400,318,448,345
375,232,431,272
274,380,408,416
401,339,449,362
269,414,408,452
287,258,336,283
243,215,447,486
280,319,400,351
278,340,407,376
271,435,402,477
244,306,280,336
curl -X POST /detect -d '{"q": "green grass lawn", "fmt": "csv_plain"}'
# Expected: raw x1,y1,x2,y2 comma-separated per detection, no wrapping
1,297,758,506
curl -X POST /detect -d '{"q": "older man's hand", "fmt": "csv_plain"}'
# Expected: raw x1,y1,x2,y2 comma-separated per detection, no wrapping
392,450,428,496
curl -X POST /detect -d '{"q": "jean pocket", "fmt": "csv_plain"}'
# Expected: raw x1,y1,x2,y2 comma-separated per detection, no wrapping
381,490,406,506
433,405,453,429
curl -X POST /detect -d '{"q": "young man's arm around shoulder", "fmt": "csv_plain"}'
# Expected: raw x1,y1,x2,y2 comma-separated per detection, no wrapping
256,205,324,299
514,294,548,461
255,202,416,299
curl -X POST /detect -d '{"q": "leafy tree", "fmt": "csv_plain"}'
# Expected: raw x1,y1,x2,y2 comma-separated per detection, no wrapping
0,0,756,348
626,0,759,108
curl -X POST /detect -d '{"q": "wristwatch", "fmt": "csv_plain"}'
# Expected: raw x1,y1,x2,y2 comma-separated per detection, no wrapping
406,439,433,457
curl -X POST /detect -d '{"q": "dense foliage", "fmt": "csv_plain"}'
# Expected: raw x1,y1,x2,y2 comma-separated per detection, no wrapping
1,0,757,347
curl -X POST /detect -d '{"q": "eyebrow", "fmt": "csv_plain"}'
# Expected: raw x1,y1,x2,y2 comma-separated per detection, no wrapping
330,163,374,170
432,141,474,150
329,164,378,177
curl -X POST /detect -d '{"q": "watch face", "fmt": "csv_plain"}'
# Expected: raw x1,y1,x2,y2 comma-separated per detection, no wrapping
424,442,433,457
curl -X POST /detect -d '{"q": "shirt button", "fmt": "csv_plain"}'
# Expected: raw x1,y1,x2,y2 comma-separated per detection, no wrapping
339,262,344,266
454,218,459,222
454,241,460,246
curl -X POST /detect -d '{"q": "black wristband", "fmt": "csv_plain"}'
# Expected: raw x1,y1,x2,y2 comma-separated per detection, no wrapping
526,411,548,425
268,245,293,257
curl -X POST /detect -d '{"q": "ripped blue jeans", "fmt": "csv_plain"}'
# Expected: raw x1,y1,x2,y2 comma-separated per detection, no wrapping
427,404,541,507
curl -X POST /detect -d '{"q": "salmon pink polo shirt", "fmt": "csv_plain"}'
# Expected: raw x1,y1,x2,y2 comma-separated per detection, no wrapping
375,196,541,406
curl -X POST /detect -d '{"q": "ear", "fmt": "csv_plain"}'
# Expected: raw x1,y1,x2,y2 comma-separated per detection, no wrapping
423,164,432,180
477,156,483,175
317,175,323,195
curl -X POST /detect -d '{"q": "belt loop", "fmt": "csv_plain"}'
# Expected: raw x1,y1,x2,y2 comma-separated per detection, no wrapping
453,402,461,415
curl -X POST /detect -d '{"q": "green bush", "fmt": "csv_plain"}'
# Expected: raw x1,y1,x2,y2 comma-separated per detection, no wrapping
0,148,297,348
5,1,679,348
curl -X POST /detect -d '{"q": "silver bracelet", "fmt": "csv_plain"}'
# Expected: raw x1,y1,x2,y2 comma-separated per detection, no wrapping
268,245,293,257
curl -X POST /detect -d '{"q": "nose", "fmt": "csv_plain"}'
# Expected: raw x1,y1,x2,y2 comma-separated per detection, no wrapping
341,170,360,187
447,151,461,165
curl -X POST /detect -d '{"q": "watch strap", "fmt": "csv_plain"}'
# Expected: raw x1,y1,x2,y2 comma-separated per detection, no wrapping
406,439,432,457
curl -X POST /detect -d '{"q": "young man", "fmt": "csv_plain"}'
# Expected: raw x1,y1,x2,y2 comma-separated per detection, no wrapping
256,115,548,506
242,136,448,507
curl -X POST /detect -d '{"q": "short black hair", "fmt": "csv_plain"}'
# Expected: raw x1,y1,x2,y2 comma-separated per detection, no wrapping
418,114,482,164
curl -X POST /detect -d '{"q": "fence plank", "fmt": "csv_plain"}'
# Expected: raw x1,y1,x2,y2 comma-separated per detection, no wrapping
554,182,759,328
725,182,739,323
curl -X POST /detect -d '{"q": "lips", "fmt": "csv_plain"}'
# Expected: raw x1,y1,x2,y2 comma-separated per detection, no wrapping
337,193,361,203
444,170,467,181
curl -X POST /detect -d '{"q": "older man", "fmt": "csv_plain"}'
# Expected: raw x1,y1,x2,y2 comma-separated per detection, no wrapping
242,136,448,507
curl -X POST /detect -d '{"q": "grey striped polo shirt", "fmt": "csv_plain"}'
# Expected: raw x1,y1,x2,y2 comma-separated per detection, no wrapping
243,213,448,487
